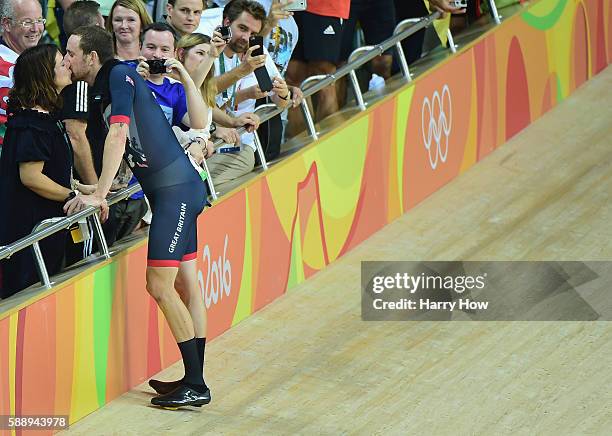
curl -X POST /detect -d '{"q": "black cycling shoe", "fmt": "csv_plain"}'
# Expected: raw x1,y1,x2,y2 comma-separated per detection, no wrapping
150,384,211,409
149,378,182,395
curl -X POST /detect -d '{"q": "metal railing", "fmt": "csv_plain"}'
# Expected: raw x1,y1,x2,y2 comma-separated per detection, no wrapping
0,6,503,293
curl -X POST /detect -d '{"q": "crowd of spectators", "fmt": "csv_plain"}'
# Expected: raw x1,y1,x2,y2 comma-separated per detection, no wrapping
0,0,494,299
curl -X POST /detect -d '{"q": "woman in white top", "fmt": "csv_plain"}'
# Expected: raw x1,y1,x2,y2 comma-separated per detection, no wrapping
176,32,254,153
176,33,218,135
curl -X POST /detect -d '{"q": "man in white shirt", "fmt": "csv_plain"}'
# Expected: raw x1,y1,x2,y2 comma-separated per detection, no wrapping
203,0,291,192
196,0,298,77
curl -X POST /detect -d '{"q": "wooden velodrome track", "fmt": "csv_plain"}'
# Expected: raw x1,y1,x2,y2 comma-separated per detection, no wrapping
61,65,612,435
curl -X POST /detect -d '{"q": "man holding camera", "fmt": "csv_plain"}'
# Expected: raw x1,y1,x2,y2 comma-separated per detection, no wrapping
136,23,210,138
203,0,291,191
137,22,256,151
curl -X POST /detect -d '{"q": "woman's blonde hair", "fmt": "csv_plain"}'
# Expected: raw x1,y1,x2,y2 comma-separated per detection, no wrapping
176,33,217,107
106,0,153,49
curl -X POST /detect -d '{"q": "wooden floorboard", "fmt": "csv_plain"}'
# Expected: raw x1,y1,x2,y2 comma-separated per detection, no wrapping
62,66,612,435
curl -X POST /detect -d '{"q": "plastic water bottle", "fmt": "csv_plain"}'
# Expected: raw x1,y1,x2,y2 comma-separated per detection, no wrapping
368,74,385,91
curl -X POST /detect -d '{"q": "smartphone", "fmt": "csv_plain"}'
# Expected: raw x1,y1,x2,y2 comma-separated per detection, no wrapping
249,35,273,93
217,145,241,154
146,59,167,74
452,0,467,7
216,25,232,41
285,0,307,12
250,35,264,57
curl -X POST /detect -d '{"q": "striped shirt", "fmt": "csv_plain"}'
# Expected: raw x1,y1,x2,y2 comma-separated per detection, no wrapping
58,81,90,121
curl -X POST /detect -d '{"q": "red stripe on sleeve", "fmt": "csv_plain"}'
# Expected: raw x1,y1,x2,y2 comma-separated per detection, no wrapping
109,115,130,125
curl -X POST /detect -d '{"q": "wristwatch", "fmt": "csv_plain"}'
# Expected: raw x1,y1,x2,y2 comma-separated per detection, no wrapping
64,190,78,203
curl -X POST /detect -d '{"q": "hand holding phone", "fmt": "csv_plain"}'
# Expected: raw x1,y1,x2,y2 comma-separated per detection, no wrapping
248,35,273,93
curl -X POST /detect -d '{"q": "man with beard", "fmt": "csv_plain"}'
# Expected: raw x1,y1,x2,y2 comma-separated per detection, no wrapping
63,25,212,409
205,0,290,191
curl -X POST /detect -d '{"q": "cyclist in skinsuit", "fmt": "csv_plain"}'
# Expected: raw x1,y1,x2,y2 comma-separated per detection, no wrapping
63,25,212,409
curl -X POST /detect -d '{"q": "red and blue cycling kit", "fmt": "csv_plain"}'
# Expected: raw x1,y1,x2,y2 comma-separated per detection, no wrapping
93,60,208,267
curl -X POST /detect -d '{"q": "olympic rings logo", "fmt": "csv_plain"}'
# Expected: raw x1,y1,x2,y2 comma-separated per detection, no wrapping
421,85,452,170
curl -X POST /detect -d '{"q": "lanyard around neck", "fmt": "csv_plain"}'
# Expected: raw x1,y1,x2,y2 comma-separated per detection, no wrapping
219,52,239,110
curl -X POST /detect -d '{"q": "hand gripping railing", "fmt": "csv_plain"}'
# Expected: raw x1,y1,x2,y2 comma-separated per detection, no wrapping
0,182,143,272
1,8,504,292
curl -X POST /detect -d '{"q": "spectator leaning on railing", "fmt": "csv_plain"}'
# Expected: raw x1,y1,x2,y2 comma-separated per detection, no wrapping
205,0,290,192
0,44,95,299
0,0,46,155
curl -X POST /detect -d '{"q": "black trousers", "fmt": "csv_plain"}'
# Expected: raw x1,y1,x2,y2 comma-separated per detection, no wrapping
394,0,429,65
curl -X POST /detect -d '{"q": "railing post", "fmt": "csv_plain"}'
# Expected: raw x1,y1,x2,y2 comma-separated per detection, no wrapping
32,241,52,289
201,158,218,201
488,0,502,24
395,42,413,82
300,75,330,141
446,29,457,53
90,214,110,259
301,100,318,141
347,45,377,111
253,103,279,169
393,18,421,82
349,70,367,111
253,130,269,170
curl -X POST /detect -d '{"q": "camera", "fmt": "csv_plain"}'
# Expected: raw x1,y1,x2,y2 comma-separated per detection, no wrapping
146,59,167,74
216,25,232,41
